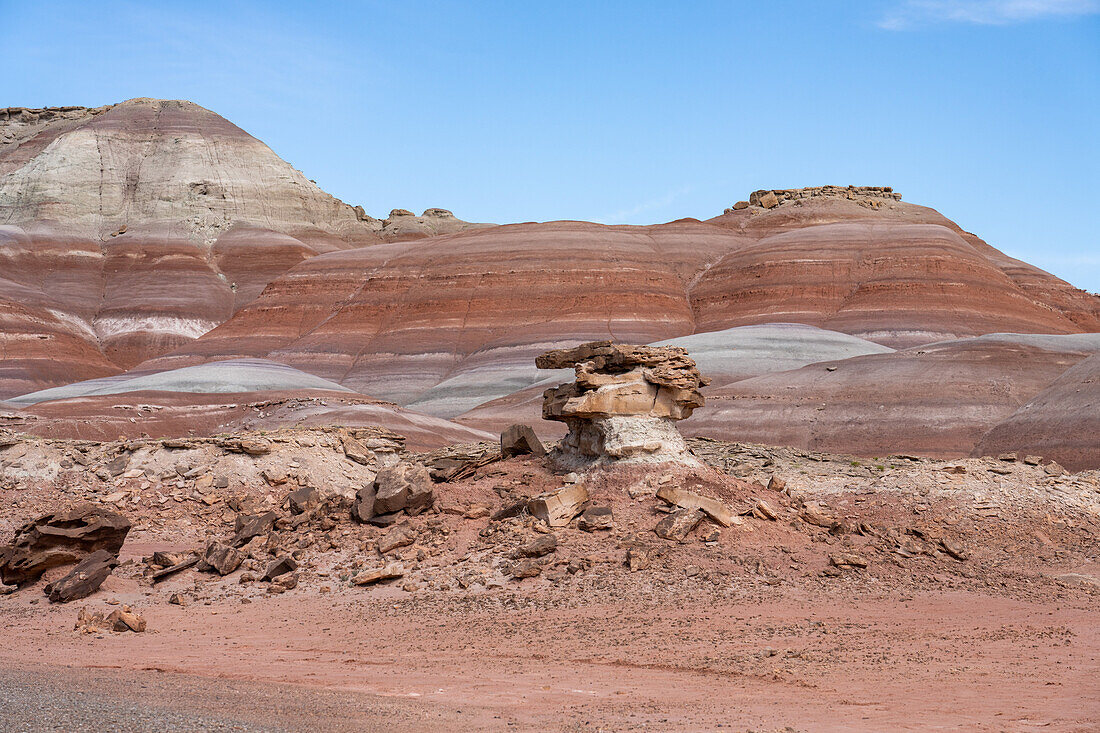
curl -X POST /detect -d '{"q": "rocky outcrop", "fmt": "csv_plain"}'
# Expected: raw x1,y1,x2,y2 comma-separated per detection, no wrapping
0,504,131,586
538,342,706,465
726,185,902,212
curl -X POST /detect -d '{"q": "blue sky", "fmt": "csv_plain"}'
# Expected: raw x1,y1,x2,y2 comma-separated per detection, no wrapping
3,0,1098,292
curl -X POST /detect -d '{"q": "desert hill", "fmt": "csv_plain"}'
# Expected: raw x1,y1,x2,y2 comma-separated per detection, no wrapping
2,99,1099,465
0,99,485,394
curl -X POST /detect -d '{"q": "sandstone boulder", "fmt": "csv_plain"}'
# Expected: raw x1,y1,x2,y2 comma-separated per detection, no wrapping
43,549,119,603
198,541,244,575
287,486,321,515
654,508,705,542
372,463,434,515
527,484,588,527
500,424,546,458
262,555,298,581
517,534,557,558
231,511,277,547
0,504,130,586
378,524,417,554
352,562,404,585
577,506,613,532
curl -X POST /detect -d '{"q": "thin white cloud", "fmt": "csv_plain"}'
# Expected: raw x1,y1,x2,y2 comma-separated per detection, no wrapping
879,0,1099,29
598,187,694,225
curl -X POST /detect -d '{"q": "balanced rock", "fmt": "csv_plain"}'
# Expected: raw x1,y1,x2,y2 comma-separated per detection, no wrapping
538,341,706,465
0,504,130,586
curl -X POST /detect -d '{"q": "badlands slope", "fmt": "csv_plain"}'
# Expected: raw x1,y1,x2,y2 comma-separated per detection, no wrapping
0,100,484,395
1,99,1099,464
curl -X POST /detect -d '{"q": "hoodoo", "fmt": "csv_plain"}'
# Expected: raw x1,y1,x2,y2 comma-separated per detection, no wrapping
537,341,708,466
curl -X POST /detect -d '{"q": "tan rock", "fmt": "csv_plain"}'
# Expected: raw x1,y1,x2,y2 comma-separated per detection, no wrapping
656,486,739,527
500,424,546,458
527,484,589,527
654,508,705,542
378,524,417,554
829,553,869,569
107,606,146,632
352,562,404,585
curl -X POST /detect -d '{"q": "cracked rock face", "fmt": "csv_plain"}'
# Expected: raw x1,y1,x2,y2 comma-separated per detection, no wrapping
538,341,706,466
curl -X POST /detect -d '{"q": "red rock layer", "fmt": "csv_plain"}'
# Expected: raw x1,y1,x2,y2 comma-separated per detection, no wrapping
695,199,1100,347
0,99,484,398
139,220,754,404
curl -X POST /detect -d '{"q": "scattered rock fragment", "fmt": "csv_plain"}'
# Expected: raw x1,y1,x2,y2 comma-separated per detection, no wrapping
269,572,299,592
150,551,188,567
624,547,650,571
262,555,298,581
150,555,198,583
378,524,417,554
43,550,119,603
352,563,404,585
500,424,546,458
753,499,778,520
656,486,739,527
373,463,435,515
220,437,271,456
800,503,839,530
767,475,787,492
528,484,588,527
938,538,969,561
287,486,321,515
518,534,557,558
511,559,542,579
341,434,375,465
491,500,528,521
232,511,277,547
74,607,111,634
576,506,613,532
107,606,146,632
351,485,376,523
829,553,869,569
654,508,705,542
197,541,244,576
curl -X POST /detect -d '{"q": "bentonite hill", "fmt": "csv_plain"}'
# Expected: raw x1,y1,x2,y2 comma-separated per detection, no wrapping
1,98,1098,731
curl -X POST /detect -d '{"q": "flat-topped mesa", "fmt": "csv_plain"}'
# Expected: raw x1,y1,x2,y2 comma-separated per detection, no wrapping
537,341,708,466
726,185,902,212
